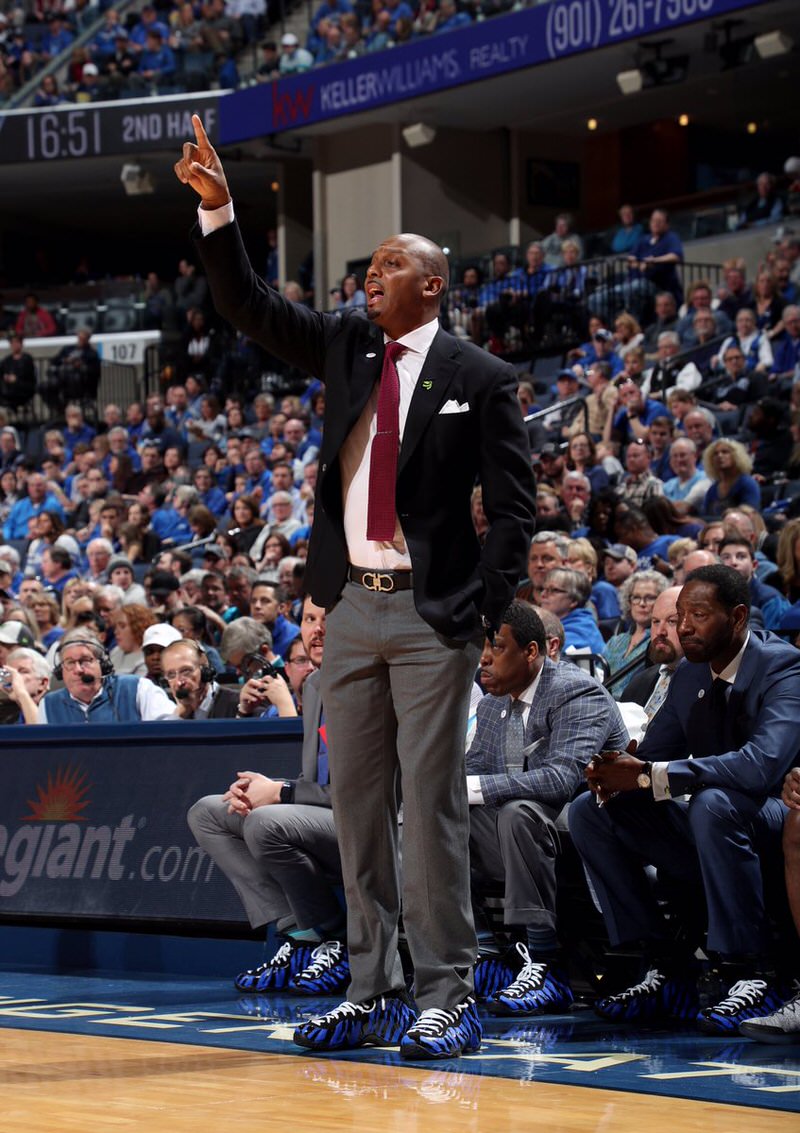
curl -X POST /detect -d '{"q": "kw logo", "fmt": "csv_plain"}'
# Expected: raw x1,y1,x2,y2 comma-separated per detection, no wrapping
272,84,314,129
22,764,91,823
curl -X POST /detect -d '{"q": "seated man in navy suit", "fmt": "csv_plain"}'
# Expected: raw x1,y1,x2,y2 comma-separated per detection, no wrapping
467,600,628,1016
571,565,800,1035
741,766,800,1042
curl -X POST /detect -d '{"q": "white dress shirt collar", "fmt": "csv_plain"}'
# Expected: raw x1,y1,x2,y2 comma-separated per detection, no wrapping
713,630,750,685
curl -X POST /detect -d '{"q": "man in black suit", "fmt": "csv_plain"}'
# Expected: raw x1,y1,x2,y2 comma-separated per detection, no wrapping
572,566,800,1036
175,116,536,1060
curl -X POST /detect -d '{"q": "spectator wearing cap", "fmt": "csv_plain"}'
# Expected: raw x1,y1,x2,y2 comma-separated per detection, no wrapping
75,62,104,102
108,556,147,606
543,370,587,441
0,621,37,666
146,569,184,614
536,442,566,497
589,329,625,377
142,622,183,685
278,32,313,74
602,543,638,594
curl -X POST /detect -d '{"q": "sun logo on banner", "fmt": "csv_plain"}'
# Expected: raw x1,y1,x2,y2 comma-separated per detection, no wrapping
22,765,91,822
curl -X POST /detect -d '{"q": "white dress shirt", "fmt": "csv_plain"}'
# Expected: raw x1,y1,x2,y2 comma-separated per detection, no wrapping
466,667,544,806
199,201,439,571
651,631,750,801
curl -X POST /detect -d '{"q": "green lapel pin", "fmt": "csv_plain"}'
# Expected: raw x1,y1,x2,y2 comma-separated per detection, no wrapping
422,380,433,390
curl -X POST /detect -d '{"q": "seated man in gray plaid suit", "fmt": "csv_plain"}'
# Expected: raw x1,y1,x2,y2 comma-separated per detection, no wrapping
467,600,628,1016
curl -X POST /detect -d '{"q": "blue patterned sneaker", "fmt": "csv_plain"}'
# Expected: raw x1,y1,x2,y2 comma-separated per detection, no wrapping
400,997,482,1060
293,991,417,1051
697,978,787,1036
740,988,800,1044
594,967,698,1023
234,938,314,993
291,940,351,996
488,943,573,1017
473,952,516,1001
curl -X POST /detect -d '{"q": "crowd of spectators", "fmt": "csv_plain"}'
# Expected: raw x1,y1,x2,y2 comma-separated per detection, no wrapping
1,0,262,106
445,196,800,360
2,0,526,106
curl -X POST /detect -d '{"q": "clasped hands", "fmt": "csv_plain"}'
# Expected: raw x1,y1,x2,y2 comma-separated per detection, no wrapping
585,740,641,805
223,771,283,815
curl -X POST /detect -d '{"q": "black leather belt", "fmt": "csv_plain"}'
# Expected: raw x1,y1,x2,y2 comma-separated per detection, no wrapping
348,566,413,593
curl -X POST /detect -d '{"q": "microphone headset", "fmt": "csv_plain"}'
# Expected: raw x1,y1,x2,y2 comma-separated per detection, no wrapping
167,638,215,699
53,636,114,682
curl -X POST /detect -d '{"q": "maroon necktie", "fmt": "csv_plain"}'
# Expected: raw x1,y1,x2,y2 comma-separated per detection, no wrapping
366,340,405,541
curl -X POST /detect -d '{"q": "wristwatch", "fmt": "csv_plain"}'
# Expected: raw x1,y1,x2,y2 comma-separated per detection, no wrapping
636,761,652,789
279,781,295,805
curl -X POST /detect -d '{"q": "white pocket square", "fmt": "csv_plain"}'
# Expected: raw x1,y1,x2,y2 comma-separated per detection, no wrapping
439,399,470,415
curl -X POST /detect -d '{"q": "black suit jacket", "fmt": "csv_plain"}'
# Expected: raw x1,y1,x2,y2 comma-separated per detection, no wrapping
639,630,800,800
208,685,241,718
622,664,659,708
194,221,536,640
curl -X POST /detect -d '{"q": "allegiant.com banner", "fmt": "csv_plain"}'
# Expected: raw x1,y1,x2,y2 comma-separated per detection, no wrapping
0,719,302,923
222,0,769,140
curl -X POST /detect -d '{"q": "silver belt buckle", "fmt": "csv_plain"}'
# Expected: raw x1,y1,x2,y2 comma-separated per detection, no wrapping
362,570,394,593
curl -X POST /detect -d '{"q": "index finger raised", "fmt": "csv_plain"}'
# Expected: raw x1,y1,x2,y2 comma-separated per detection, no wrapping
192,113,211,147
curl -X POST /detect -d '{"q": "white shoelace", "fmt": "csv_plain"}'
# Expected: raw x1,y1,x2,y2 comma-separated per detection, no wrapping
247,939,294,974
309,999,364,1024
302,941,343,977
713,978,767,1013
410,1006,462,1036
501,942,547,996
611,968,665,1001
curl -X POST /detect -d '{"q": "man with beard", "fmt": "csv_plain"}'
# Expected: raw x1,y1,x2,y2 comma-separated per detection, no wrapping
622,586,683,724
570,566,800,1036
